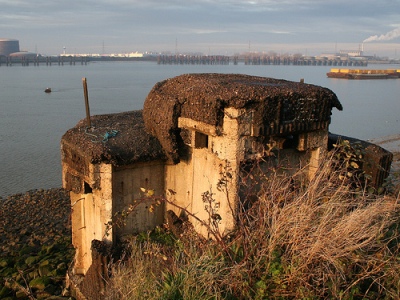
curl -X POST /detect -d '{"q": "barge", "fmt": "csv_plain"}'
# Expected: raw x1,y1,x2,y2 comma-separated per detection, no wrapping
327,68,400,79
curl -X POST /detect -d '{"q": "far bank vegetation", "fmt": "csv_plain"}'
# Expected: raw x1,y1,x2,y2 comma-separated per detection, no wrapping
105,143,400,299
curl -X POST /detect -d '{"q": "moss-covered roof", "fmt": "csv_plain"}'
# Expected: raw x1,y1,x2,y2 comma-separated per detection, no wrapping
143,73,342,163
61,110,166,166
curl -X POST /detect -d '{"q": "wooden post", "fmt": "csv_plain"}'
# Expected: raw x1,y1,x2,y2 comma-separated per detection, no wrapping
82,77,91,128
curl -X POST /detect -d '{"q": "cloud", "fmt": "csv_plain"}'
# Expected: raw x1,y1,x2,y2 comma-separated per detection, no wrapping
2,0,400,56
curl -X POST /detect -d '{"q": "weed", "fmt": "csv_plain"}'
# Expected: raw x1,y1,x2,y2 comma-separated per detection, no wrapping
105,149,400,299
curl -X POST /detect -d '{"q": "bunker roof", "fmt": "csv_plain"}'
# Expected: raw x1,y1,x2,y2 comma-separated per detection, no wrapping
61,110,166,166
143,73,342,163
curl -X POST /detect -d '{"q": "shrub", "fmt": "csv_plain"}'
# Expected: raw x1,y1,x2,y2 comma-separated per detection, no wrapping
105,151,400,299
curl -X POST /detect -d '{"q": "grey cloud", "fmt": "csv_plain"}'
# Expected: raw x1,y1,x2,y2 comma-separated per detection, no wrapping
2,0,400,55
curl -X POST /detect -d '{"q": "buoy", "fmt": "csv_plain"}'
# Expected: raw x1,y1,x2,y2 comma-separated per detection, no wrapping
44,88,52,93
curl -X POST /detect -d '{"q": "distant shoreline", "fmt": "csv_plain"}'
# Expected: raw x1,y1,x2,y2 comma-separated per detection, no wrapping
2,54,400,66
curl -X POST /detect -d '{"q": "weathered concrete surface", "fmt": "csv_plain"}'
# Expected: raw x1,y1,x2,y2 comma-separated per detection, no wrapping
371,134,400,161
370,134,400,185
329,133,394,189
73,240,111,300
143,73,342,163
61,111,167,275
61,110,166,167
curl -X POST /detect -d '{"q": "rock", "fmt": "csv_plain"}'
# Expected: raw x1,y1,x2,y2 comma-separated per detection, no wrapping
14,259,27,270
39,259,50,267
43,283,58,295
25,256,39,267
15,289,28,298
19,245,38,256
36,290,53,299
1,267,15,277
28,270,40,280
0,188,73,297
29,276,51,291
46,296,72,300
56,262,67,273
38,264,51,277
0,259,9,268
0,285,12,298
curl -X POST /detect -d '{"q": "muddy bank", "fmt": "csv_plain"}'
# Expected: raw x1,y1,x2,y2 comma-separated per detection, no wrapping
0,188,74,299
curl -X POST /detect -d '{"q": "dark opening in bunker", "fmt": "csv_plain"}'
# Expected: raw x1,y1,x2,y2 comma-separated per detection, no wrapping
282,134,299,149
84,181,93,194
195,131,209,149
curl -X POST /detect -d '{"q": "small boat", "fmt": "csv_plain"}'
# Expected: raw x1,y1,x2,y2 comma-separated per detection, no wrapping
327,68,400,80
44,88,52,93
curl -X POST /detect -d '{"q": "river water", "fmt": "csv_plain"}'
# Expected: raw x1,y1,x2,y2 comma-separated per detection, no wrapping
1,61,399,197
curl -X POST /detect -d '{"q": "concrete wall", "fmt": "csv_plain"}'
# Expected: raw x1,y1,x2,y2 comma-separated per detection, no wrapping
164,109,244,236
165,108,328,235
112,162,165,238
67,161,166,275
164,107,329,237
69,163,113,275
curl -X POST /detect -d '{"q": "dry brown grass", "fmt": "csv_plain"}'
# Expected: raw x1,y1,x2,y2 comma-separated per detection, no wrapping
106,152,400,299
234,156,400,298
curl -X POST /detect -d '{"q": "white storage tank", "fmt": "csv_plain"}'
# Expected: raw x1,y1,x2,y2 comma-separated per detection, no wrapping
0,39,20,56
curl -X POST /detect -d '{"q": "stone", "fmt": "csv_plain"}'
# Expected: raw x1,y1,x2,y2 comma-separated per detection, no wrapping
56,262,67,273
36,290,53,299
19,245,37,256
0,285,12,298
38,265,51,277
29,276,51,290
39,259,50,267
15,290,28,298
25,256,39,266
0,259,9,268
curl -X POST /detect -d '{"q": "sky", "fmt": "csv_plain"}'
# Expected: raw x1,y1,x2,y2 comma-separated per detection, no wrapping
1,0,400,57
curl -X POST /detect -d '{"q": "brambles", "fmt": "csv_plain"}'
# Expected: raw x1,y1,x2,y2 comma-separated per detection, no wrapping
105,152,400,299
104,188,163,238
202,189,222,235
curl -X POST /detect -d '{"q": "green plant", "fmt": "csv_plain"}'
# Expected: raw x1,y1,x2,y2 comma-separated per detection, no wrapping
105,152,400,299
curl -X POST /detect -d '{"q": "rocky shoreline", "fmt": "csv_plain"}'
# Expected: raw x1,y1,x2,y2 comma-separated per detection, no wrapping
0,188,74,300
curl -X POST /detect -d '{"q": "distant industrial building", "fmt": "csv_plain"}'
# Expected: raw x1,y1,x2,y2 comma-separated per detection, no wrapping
0,38,20,56
9,51,37,59
339,49,363,57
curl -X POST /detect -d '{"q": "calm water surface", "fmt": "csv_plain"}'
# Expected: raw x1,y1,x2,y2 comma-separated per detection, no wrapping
1,61,399,197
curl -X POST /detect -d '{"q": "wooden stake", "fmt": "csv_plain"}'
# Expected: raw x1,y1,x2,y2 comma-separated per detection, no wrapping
82,77,91,128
